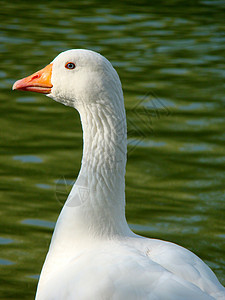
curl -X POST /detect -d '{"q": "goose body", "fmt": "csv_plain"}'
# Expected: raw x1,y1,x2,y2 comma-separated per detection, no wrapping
13,49,225,299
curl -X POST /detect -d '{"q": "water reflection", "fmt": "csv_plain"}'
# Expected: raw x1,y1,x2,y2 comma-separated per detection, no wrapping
16,96,36,103
0,259,15,266
35,183,52,190
0,238,14,245
13,155,43,163
21,219,55,229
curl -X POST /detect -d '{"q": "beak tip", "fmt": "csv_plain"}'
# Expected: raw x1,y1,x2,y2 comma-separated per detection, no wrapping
12,80,20,91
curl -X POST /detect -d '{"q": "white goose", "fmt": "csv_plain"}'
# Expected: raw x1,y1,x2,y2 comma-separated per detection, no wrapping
13,49,225,299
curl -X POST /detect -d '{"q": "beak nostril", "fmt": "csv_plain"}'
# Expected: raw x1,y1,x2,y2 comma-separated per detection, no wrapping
31,74,40,80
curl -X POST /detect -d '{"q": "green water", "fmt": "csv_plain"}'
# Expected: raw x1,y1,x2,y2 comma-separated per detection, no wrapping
0,1,224,298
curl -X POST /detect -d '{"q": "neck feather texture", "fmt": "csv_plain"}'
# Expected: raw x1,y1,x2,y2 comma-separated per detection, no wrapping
50,99,132,252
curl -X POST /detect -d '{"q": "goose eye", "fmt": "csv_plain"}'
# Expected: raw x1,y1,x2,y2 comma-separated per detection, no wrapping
65,62,75,69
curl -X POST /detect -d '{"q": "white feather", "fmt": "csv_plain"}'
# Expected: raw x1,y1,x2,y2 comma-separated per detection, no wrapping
33,49,224,299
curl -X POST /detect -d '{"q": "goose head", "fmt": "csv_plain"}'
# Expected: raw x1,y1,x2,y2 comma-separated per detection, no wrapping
12,49,129,236
13,49,123,111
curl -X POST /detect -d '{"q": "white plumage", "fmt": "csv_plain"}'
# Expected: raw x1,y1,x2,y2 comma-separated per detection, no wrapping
13,49,225,299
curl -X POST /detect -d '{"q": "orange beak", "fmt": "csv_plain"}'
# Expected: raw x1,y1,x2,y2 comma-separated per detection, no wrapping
13,63,53,94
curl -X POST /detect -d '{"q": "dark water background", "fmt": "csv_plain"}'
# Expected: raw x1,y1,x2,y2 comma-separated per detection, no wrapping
0,1,224,298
